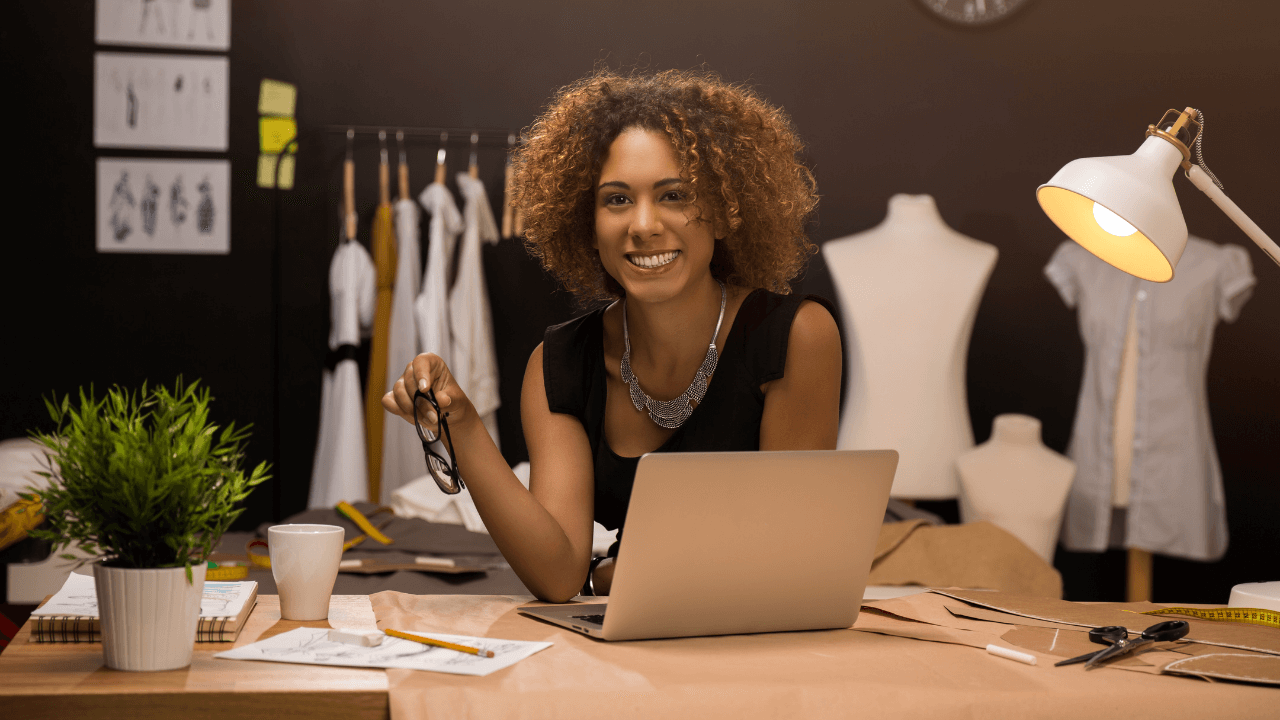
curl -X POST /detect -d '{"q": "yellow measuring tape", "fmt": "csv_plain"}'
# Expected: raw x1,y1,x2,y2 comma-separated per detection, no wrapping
206,562,250,581
247,539,272,569
336,502,394,545
1141,606,1280,630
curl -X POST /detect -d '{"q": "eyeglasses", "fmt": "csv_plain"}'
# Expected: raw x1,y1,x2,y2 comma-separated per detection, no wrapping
413,389,463,494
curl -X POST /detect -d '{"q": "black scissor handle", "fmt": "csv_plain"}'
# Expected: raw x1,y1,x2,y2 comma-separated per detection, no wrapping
1141,620,1189,642
1087,625,1128,646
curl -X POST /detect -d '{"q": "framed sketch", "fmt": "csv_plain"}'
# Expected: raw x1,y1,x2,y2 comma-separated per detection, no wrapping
96,0,231,51
97,158,230,254
95,52,228,150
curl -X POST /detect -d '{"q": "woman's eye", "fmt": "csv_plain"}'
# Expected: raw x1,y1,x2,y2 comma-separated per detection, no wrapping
603,194,630,206
662,190,687,203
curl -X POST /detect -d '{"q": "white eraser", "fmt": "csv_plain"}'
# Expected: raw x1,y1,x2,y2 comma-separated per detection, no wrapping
328,628,384,646
986,644,1036,666
339,559,363,569
415,556,457,568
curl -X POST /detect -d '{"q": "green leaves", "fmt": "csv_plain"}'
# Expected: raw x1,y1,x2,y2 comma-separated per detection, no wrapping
28,378,271,571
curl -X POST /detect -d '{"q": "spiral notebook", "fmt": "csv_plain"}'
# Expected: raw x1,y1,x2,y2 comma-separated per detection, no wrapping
29,573,258,643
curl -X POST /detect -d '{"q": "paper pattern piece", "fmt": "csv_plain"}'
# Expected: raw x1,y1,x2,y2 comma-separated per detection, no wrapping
97,157,229,253
95,52,228,150
31,572,256,619
215,627,551,677
258,79,296,116
96,0,231,50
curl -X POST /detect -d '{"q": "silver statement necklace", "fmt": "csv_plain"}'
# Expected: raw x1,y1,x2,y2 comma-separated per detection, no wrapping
620,281,726,429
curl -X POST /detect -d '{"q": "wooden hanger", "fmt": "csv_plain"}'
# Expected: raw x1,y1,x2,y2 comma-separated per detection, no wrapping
502,133,514,239
397,130,410,202
467,132,479,179
434,131,447,185
343,128,356,241
378,130,390,206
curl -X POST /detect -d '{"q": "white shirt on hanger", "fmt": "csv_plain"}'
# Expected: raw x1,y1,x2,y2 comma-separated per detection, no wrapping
309,238,376,509
379,198,427,504
450,173,502,449
414,182,462,370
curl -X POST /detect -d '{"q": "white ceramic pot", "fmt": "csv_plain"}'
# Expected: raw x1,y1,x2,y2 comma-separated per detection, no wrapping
93,562,206,671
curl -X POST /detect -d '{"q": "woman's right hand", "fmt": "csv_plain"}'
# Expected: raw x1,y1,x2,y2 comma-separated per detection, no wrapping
382,353,475,434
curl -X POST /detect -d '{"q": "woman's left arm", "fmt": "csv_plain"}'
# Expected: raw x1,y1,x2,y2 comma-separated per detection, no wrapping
759,300,843,450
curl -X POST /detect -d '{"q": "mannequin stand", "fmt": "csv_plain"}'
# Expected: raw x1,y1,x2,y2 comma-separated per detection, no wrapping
1127,548,1153,602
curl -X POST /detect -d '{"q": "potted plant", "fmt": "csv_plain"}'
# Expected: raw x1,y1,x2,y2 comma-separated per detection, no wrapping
24,379,269,671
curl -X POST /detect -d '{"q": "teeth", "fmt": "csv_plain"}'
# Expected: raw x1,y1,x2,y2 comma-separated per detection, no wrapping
629,251,679,269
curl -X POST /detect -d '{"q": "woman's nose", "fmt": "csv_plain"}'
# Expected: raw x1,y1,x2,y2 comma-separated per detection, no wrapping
629,199,663,238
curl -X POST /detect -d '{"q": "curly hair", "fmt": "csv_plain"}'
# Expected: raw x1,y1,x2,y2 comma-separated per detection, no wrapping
511,68,818,303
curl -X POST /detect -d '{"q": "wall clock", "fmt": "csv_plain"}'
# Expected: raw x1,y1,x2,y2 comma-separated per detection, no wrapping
917,0,1032,27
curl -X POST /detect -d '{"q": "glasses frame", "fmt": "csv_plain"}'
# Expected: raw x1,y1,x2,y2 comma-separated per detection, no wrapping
413,389,464,494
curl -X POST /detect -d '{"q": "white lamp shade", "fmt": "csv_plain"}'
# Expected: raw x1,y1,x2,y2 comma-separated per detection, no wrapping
1037,136,1188,282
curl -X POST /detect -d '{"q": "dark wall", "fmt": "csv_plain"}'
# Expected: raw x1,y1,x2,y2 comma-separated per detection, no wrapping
5,1,1277,603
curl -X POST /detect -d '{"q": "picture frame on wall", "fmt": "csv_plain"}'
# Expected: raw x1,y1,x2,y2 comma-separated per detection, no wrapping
96,0,231,51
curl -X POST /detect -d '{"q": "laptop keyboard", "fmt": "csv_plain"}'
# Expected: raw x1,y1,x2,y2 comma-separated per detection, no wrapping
570,614,606,625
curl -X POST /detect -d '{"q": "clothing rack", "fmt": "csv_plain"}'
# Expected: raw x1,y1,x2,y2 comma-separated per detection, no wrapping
321,125,517,145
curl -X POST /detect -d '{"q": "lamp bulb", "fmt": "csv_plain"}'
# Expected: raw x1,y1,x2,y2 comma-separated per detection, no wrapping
1092,202,1138,237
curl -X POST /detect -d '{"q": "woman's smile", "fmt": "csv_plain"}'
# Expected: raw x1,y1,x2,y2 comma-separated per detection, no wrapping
627,249,681,269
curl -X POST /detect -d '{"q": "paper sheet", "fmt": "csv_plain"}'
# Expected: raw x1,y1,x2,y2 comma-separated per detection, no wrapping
215,627,551,677
96,0,231,50
94,52,228,150
97,157,229,253
31,572,256,619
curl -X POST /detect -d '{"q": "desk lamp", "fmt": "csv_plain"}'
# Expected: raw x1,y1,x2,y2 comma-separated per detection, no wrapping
1037,107,1279,281
1038,108,1280,610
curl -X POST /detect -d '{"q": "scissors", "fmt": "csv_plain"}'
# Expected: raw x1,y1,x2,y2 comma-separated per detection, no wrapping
1053,620,1189,669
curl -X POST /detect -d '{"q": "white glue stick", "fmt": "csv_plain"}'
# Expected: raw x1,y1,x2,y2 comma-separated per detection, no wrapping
986,644,1037,666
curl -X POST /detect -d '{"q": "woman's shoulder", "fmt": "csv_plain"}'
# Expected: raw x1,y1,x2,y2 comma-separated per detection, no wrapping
542,306,608,417
732,288,837,385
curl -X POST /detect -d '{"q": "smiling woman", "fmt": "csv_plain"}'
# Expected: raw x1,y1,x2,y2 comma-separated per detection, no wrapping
382,68,840,602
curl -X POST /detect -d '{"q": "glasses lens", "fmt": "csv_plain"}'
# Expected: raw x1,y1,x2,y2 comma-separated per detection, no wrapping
427,452,462,494
414,397,439,443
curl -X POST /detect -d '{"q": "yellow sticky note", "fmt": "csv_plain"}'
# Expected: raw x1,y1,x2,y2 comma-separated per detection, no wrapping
258,153,295,189
260,116,297,154
259,79,297,117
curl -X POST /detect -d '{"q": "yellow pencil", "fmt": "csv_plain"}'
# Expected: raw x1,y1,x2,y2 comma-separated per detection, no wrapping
385,628,495,658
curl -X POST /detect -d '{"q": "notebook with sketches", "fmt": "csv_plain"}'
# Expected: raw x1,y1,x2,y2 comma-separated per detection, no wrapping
519,449,898,641
30,573,259,643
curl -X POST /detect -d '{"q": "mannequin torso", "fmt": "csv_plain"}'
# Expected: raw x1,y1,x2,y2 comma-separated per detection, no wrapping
956,414,1075,562
823,194,998,498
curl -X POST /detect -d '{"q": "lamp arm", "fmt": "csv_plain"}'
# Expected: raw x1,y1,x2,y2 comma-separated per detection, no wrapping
1186,165,1280,269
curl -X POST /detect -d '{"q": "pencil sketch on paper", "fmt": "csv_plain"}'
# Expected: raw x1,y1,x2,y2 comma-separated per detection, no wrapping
214,627,553,677
170,175,188,225
96,0,231,51
95,52,228,150
98,158,229,254
109,171,136,242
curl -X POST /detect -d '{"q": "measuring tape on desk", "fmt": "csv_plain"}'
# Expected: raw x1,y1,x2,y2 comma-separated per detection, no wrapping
206,562,250,581
1141,606,1280,630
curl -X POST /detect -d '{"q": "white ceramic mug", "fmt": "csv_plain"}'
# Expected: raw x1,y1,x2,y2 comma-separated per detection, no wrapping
268,524,344,620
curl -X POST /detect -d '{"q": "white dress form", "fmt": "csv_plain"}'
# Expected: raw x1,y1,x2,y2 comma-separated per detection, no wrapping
956,414,1075,563
823,194,998,499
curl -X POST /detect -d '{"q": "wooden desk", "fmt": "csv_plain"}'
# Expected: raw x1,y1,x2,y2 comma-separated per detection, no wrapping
0,595,388,720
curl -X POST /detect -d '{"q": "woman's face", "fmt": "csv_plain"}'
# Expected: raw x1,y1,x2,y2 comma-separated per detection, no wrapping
594,127,718,304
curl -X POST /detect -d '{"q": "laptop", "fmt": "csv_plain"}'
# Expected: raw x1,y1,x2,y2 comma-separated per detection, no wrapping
518,449,898,641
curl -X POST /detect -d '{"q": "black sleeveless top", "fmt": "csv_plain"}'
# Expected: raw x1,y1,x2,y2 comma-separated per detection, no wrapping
542,289,835,557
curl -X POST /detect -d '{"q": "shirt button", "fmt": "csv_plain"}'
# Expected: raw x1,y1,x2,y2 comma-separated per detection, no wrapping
1137,290,1148,301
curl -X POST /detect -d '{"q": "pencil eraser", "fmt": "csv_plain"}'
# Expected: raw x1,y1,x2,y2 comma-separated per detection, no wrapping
328,628,384,646
339,559,363,569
